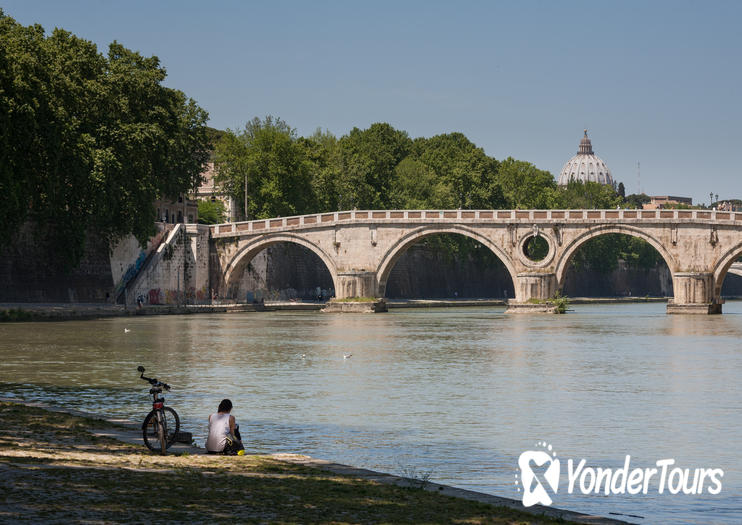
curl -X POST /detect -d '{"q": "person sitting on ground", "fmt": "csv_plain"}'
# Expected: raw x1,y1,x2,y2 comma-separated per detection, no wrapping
205,399,244,455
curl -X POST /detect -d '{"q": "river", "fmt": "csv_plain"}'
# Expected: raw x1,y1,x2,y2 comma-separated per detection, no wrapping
1,302,740,524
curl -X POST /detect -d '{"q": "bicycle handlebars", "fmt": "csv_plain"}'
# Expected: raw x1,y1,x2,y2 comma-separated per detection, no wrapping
138,366,171,390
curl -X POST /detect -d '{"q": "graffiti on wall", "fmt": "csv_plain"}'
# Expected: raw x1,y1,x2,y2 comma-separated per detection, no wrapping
148,288,162,305
185,286,208,302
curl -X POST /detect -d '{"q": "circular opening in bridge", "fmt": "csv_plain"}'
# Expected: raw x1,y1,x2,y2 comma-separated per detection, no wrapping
522,235,549,262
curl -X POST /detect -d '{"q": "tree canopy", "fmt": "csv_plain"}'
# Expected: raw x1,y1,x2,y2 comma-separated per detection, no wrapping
212,116,672,274
213,117,635,217
0,10,209,265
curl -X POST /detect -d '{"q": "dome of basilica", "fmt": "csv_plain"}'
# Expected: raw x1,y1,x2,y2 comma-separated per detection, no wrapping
557,130,613,186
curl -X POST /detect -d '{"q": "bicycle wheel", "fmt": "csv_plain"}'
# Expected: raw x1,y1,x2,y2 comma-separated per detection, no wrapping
142,411,161,452
162,407,180,447
142,408,181,451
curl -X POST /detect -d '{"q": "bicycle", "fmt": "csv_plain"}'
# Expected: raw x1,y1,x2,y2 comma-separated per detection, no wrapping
137,366,180,454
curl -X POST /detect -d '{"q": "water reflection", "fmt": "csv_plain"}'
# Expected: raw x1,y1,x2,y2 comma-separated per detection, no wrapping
0,302,740,524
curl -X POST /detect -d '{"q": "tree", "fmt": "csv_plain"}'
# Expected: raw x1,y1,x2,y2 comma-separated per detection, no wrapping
0,11,210,266
299,128,341,213
497,157,559,209
558,181,622,209
197,199,226,225
411,133,503,209
0,12,46,249
214,116,314,219
571,233,663,274
625,193,651,209
390,157,452,209
334,123,412,209
617,182,626,199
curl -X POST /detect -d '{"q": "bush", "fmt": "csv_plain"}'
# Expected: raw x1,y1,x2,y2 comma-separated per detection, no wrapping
197,200,226,224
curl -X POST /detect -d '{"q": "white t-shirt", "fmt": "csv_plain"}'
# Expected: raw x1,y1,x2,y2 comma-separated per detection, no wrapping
206,412,231,452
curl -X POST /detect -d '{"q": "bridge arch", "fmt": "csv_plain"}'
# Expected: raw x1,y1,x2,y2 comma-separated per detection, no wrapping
712,241,742,297
376,225,517,297
554,225,678,291
222,233,339,299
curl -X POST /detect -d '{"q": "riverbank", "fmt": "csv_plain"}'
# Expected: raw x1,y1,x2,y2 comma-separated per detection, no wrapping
0,401,628,524
0,296,715,322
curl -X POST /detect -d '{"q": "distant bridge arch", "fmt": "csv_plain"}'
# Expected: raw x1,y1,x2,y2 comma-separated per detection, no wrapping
375,224,517,297
712,242,742,298
222,232,339,299
554,224,678,288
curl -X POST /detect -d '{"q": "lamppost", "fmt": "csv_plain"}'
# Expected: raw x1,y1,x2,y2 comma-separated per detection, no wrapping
244,173,248,221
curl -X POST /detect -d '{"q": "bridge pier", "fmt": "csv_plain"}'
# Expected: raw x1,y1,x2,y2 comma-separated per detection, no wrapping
667,272,722,314
506,272,559,313
336,271,378,300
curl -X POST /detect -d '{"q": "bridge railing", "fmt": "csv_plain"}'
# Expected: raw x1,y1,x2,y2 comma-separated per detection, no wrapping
211,209,742,236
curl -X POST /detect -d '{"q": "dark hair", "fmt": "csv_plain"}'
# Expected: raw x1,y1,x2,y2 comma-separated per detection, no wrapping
218,399,233,413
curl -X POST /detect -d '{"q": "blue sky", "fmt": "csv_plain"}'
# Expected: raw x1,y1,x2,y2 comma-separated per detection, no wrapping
4,1,741,205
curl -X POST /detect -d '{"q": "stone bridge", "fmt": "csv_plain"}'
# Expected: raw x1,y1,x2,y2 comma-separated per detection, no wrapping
209,209,742,313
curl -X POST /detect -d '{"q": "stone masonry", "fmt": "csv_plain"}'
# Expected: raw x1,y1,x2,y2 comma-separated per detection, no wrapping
209,209,742,314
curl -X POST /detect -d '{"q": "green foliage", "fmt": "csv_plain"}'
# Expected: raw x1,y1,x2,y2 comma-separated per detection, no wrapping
523,236,549,261
0,308,34,322
550,291,569,314
617,182,625,198
409,133,503,209
197,199,226,225
299,129,341,212
571,234,664,274
558,180,622,209
335,123,412,209
205,126,227,148
625,193,651,209
214,116,313,219
526,292,569,313
498,157,558,209
213,122,510,215
411,234,506,268
0,11,209,266
390,157,451,209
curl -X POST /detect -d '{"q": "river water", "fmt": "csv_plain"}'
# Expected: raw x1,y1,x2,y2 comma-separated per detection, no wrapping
0,303,740,524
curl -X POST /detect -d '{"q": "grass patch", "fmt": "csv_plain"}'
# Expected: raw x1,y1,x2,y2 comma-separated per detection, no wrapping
0,402,576,524
0,308,35,322
330,296,379,303
525,292,569,314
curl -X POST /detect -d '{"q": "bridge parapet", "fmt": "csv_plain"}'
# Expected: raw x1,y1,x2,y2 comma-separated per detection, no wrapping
211,209,742,238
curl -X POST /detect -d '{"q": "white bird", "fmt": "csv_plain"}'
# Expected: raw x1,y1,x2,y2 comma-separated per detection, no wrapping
124,328,131,333
343,353,352,359
301,354,306,359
